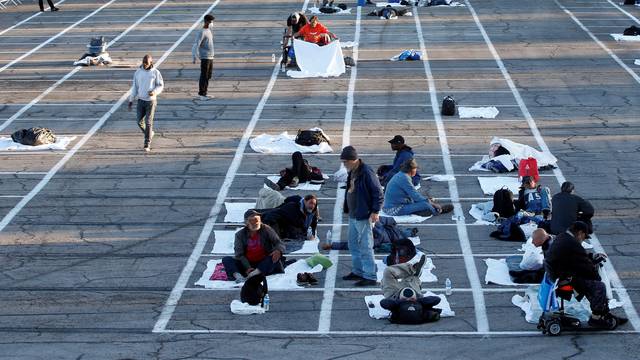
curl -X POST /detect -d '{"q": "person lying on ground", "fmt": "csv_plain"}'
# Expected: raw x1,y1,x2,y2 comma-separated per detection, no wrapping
367,5,411,19
264,151,324,191
322,216,417,251
258,194,319,240
382,159,453,217
490,175,551,240
222,210,286,283
293,16,338,45
545,221,627,329
377,135,420,187
550,181,594,235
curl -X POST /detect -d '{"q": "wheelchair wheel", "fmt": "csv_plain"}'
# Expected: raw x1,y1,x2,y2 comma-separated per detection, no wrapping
546,320,562,336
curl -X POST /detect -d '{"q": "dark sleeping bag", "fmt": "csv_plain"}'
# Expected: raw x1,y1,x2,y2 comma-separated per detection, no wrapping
506,255,544,284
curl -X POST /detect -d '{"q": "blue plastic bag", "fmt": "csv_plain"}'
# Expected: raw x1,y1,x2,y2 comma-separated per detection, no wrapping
538,273,558,312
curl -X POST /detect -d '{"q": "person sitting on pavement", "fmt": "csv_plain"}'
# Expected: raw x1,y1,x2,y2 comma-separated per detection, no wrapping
545,221,628,329
379,240,441,324
264,151,324,191
222,210,286,283
531,228,556,258
377,135,420,187
507,228,557,283
550,181,594,235
382,159,453,217
258,194,319,240
293,16,338,45
490,175,551,240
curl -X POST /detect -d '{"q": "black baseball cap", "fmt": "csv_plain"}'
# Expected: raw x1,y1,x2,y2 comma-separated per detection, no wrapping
388,135,405,144
243,209,261,220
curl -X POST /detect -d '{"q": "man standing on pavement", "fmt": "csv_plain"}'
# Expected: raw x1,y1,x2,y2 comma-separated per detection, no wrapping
128,54,164,152
341,146,383,286
192,14,215,100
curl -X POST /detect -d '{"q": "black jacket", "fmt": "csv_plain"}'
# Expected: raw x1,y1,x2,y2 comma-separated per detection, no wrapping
550,192,594,234
261,196,318,239
545,231,599,282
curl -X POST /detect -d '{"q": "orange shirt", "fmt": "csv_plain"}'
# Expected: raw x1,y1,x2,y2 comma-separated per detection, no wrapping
298,23,329,43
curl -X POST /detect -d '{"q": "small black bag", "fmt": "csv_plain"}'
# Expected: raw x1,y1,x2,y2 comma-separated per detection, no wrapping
240,274,268,306
623,25,640,36
624,0,636,5
344,56,356,67
295,129,330,146
492,187,516,218
441,96,456,116
386,238,417,266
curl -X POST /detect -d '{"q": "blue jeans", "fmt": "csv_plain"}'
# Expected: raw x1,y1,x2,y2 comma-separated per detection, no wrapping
395,200,437,216
500,212,544,236
348,217,377,280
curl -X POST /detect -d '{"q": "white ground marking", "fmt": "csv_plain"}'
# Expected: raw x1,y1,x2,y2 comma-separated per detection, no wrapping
0,0,67,37
414,5,490,333
467,0,640,331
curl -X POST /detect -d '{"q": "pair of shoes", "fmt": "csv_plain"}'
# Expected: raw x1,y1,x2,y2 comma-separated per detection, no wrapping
410,228,419,237
232,272,246,284
198,95,212,101
354,278,378,287
588,314,618,329
489,230,505,239
296,272,319,286
263,178,281,191
342,272,363,281
438,204,454,214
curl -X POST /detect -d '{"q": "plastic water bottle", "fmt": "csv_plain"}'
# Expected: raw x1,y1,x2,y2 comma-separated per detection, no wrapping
271,53,276,63
307,227,313,239
326,229,332,243
445,278,452,296
263,294,270,311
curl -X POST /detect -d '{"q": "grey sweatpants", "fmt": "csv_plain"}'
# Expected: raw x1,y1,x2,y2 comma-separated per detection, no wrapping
136,99,156,146
382,262,422,299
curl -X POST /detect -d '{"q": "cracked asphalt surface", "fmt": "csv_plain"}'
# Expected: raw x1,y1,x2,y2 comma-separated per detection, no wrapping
0,0,639,359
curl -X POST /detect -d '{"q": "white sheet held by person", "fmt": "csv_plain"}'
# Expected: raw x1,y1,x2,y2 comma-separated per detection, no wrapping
288,16,345,78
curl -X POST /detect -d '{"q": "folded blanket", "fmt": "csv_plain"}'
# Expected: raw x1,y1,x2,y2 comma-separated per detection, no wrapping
230,299,266,315
250,132,333,154
364,292,455,320
484,258,518,286
458,106,499,119
223,202,255,223
611,33,640,42
195,259,323,290
0,136,76,151
477,176,520,195
379,210,432,223
288,39,346,78
469,137,558,172
266,176,321,191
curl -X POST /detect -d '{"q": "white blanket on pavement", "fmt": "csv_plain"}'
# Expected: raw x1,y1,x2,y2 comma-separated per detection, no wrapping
375,255,437,283
635,59,640,66
223,202,256,223
458,106,499,119
230,300,266,315
611,33,640,42
364,292,455,319
477,176,520,195
288,39,346,78
250,132,333,154
379,210,432,223
0,136,76,151
469,137,558,171
195,259,323,290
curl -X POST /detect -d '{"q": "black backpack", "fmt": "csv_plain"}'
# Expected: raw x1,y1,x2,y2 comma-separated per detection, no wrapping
623,26,640,36
441,96,456,116
11,127,56,146
88,36,107,56
491,187,516,218
240,273,268,306
295,129,330,146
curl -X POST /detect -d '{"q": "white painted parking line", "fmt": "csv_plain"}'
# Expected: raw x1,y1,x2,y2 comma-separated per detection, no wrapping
0,195,24,198
0,0,118,75
0,0,67,37
157,329,640,335
414,5,489,334
467,0,640,332
153,0,311,334
605,0,640,25
0,0,170,133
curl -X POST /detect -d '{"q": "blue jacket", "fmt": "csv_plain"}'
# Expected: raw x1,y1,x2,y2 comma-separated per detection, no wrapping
343,161,383,220
516,186,551,215
382,146,420,186
383,172,426,210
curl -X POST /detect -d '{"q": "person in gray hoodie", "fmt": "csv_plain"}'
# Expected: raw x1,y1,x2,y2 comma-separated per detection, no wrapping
128,54,164,152
192,14,215,100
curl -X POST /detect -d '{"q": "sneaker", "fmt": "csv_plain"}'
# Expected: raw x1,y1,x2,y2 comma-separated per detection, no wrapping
438,204,454,214
52,7,60,11
354,278,378,287
198,95,211,101
143,146,151,152
246,268,262,279
610,313,629,326
306,272,318,285
289,176,299,188
588,314,617,329
342,272,363,281
232,272,246,284
263,178,281,191
415,210,434,217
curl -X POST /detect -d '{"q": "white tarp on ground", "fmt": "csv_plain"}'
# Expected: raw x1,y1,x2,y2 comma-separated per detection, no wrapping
73,53,112,66
195,259,323,290
287,39,346,78
635,59,640,66
379,210,432,223
425,174,455,182
477,176,521,195
223,202,255,223
458,106,499,119
611,33,640,42
307,6,352,14
364,292,455,319
0,136,76,151
469,137,558,172
266,176,322,191
249,132,333,154
211,229,320,254
230,300,266,315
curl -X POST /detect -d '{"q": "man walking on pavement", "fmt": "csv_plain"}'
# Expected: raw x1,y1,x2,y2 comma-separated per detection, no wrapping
128,54,164,152
341,146,384,286
39,0,59,11
192,14,215,100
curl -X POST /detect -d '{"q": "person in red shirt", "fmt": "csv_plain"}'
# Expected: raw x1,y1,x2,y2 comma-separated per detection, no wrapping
222,210,286,283
294,16,338,45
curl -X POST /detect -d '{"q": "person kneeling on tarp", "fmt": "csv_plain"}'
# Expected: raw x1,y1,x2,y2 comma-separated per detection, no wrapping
222,210,286,283
380,239,441,324
293,16,338,46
